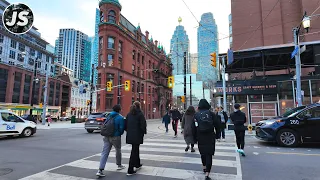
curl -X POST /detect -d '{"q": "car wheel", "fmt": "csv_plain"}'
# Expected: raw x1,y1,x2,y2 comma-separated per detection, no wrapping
276,129,299,147
21,128,33,137
86,129,94,133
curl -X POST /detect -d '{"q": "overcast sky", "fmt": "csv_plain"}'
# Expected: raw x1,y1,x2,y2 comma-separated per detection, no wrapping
9,0,231,53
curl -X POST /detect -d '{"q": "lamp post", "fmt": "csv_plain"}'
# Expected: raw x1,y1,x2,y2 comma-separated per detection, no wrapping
293,12,318,107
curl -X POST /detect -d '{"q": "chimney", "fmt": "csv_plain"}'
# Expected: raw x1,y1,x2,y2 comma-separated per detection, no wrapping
155,40,158,47
145,31,149,40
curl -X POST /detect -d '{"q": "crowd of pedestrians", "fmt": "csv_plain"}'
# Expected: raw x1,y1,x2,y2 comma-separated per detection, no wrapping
96,99,247,180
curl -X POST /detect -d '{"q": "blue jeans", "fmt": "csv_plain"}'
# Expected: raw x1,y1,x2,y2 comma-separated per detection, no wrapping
99,136,122,170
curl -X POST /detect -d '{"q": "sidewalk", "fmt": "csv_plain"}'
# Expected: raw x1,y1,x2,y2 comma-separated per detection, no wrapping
36,121,84,130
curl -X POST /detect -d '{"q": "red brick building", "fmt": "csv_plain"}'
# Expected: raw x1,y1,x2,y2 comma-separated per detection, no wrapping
231,0,320,51
97,0,173,118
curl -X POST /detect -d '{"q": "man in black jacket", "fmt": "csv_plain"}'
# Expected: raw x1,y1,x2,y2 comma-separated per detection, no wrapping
230,104,247,156
170,107,182,137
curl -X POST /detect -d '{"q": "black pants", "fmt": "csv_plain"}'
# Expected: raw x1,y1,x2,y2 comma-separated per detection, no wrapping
165,123,169,132
201,155,212,172
128,144,140,173
234,130,245,149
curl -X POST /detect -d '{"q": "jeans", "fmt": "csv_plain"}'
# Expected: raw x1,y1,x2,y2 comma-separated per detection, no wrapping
201,154,212,172
128,144,141,173
164,123,169,132
172,120,179,136
99,136,122,170
234,130,245,149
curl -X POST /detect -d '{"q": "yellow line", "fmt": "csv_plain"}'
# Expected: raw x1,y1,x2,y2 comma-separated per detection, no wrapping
267,152,320,156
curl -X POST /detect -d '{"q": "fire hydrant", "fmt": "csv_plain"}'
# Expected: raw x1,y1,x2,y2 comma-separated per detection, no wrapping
247,124,253,134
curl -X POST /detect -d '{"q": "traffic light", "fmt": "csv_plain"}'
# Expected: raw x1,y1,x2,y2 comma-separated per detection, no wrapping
210,52,217,67
181,96,185,103
107,81,112,92
168,76,174,88
39,103,43,108
125,80,130,91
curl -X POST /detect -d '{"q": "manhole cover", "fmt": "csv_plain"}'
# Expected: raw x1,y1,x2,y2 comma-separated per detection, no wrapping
0,168,13,176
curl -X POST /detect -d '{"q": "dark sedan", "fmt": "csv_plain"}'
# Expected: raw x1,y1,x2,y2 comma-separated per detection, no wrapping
256,103,320,147
84,112,110,133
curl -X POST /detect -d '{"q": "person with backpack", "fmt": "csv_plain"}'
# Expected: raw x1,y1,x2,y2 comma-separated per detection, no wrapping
170,107,182,138
230,104,247,156
181,106,196,152
162,112,171,133
126,101,147,176
194,99,221,180
96,105,126,177
217,106,228,142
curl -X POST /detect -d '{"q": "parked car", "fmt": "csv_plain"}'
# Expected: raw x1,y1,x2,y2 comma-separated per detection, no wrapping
84,112,110,133
20,114,37,123
0,110,37,137
256,103,320,147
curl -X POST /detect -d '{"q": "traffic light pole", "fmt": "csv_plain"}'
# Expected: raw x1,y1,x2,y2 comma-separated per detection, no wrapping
184,52,187,110
222,56,227,111
89,64,94,114
41,69,49,125
30,60,37,117
189,75,192,106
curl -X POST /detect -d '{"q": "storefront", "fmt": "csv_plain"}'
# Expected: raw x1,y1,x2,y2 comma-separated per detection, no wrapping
0,104,32,116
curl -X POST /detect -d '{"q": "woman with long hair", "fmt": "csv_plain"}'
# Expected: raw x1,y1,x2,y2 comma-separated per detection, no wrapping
181,106,196,152
125,101,147,176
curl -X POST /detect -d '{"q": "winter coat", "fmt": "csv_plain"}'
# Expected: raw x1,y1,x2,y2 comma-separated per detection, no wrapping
170,109,182,121
230,110,247,131
216,111,228,129
126,110,147,145
181,114,196,144
194,99,221,155
162,114,171,124
106,111,125,137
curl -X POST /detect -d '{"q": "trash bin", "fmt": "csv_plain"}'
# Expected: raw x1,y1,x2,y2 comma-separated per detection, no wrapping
71,115,76,124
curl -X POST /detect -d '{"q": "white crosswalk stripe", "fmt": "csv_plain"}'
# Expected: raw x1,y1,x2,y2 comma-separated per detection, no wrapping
19,135,243,180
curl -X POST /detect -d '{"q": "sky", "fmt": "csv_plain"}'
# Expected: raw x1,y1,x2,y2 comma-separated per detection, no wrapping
8,0,231,53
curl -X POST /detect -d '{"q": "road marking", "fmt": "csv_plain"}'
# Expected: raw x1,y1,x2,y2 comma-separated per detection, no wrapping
121,146,236,157
20,171,94,180
143,142,235,150
253,152,259,155
267,152,320,156
253,146,260,149
145,138,235,145
67,159,238,180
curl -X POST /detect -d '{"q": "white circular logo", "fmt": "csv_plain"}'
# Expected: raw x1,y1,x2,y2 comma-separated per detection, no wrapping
2,3,34,34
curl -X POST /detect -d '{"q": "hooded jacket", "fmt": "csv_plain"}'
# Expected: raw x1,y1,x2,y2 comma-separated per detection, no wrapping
230,110,247,130
106,111,125,137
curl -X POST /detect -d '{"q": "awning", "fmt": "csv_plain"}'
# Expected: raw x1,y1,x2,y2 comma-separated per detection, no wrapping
0,105,32,110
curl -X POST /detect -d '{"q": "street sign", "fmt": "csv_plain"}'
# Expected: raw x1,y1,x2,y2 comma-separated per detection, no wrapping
291,47,299,59
227,49,234,64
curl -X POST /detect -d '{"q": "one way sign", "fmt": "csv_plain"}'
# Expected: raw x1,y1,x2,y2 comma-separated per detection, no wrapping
291,45,306,59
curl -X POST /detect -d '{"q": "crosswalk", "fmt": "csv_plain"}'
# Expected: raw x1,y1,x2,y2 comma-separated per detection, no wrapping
20,134,242,180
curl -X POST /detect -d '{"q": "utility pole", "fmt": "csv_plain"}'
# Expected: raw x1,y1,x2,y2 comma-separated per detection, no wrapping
293,27,302,106
42,69,49,125
222,56,227,111
89,64,94,114
117,71,120,105
184,52,187,110
189,75,192,106
30,60,37,116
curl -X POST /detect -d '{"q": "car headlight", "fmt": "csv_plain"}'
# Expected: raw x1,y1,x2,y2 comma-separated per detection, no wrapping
265,121,275,125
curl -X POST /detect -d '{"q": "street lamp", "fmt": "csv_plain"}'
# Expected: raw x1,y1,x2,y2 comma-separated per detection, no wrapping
302,16,311,32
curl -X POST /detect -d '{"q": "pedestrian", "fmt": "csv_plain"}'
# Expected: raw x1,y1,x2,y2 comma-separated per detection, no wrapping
162,112,171,133
230,104,247,156
217,106,228,142
214,107,221,141
126,101,147,176
46,115,52,126
181,106,196,152
170,106,182,137
194,99,220,180
96,105,126,177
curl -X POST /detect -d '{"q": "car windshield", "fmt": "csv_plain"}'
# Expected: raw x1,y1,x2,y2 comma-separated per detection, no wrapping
88,113,105,119
282,106,306,117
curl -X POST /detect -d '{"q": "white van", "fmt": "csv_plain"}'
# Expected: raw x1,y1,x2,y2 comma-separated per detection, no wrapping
0,110,37,137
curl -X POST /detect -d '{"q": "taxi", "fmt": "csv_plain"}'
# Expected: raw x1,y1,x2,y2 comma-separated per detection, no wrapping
256,103,320,147
0,109,37,137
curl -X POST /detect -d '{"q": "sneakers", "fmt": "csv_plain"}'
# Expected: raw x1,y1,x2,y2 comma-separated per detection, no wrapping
239,149,246,156
117,165,126,170
222,138,226,142
191,148,195,152
96,170,105,177
185,146,190,152
205,176,212,180
174,135,177,138
135,164,143,171
127,171,137,176
216,139,221,142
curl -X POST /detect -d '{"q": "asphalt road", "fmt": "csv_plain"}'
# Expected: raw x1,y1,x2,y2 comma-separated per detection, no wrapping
241,135,320,180
0,128,160,180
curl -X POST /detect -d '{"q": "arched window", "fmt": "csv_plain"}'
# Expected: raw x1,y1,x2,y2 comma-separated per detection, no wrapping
108,10,116,23
100,11,104,22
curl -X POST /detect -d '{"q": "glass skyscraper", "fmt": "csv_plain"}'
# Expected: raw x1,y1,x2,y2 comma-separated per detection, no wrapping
197,12,219,83
81,39,92,82
91,8,100,85
170,25,190,75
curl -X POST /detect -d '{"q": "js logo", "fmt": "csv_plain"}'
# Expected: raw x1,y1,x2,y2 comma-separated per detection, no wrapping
2,3,34,34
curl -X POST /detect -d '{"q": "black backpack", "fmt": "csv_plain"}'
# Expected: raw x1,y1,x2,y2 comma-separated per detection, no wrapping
100,115,118,137
197,110,213,133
